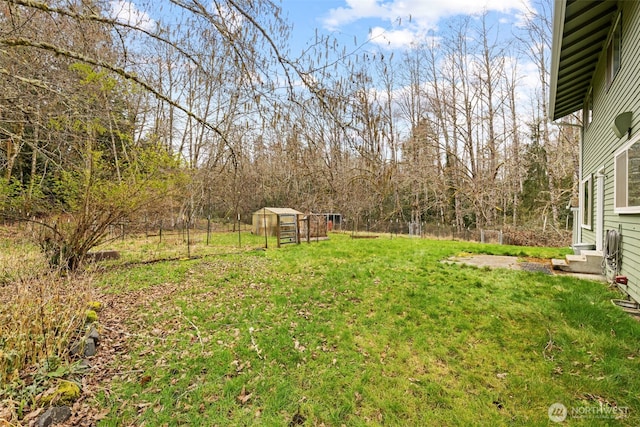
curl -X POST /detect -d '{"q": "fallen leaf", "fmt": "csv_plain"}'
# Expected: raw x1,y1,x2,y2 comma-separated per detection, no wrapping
140,375,151,386
294,339,306,352
237,386,253,405
94,408,112,420
0,407,13,422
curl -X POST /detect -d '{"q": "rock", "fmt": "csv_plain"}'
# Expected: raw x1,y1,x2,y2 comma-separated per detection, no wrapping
87,326,100,345
85,309,98,323
70,337,97,358
69,340,81,357
86,250,120,262
87,301,103,311
39,380,81,406
37,406,71,427
84,338,97,357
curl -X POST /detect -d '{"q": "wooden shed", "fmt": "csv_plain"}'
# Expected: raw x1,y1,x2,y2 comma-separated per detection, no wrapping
252,207,303,237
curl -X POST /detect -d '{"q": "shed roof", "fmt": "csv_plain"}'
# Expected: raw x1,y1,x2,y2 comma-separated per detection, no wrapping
254,207,303,215
549,0,618,121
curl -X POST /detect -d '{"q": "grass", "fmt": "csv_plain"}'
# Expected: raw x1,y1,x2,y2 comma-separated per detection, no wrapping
90,233,640,426
90,227,266,267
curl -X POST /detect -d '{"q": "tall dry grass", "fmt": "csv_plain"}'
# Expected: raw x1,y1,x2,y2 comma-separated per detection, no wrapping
0,226,93,386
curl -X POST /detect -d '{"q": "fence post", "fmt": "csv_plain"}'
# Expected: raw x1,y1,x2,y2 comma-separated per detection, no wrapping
276,214,281,248
263,209,268,249
207,216,211,246
186,220,191,258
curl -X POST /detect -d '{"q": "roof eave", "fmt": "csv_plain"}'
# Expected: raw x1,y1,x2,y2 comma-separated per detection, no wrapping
549,0,568,121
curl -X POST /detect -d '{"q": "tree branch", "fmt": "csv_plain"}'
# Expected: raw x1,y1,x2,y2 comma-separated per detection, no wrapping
0,37,235,158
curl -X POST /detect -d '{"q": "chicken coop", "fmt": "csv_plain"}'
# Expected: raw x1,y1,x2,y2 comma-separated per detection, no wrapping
252,208,330,246
252,207,303,241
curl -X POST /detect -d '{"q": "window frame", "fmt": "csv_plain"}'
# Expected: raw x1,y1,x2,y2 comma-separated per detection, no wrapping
614,132,640,214
581,174,593,229
606,11,622,89
583,87,593,130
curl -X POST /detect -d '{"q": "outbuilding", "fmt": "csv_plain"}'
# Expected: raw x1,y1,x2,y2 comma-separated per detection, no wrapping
252,207,303,237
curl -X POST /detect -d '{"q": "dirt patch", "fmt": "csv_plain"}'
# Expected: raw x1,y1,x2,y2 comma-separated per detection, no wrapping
444,254,520,270
445,254,553,273
445,254,605,281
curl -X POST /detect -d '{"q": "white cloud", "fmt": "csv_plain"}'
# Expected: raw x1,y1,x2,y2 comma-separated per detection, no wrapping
369,26,419,49
323,0,387,30
108,0,155,32
323,0,533,48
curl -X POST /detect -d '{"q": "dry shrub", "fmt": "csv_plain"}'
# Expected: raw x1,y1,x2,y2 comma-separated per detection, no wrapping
0,273,93,385
0,229,49,286
502,226,572,247
0,227,95,424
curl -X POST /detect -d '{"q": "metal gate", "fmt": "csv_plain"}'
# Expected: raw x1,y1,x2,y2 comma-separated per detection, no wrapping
277,214,299,247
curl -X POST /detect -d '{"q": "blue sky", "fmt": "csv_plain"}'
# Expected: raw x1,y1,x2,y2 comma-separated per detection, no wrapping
109,0,541,57
281,0,536,54
278,0,546,108
108,0,545,102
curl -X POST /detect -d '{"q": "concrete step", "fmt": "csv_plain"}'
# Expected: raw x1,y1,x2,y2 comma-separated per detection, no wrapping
566,254,586,263
551,258,571,271
582,249,604,261
552,250,603,275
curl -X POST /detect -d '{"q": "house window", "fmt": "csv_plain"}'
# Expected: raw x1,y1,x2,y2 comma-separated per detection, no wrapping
581,175,593,228
583,88,593,130
614,133,640,213
606,12,622,88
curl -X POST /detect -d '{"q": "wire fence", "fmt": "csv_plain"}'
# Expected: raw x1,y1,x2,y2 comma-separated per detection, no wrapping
340,219,572,248
107,217,251,241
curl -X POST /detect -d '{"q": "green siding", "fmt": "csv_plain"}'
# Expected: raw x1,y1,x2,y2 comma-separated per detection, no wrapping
581,1,640,301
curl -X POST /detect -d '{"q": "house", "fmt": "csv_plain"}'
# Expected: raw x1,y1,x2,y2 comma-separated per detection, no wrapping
550,0,640,301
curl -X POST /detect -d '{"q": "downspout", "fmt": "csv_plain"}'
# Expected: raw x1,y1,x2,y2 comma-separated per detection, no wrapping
595,166,605,251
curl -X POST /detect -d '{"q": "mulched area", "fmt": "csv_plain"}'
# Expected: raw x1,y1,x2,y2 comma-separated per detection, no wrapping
56,292,134,426
54,283,183,426
519,262,552,275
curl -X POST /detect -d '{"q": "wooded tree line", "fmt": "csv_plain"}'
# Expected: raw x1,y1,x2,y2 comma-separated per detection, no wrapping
0,0,580,267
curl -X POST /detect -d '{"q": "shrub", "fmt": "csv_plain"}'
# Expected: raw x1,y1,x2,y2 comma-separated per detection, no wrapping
0,271,92,385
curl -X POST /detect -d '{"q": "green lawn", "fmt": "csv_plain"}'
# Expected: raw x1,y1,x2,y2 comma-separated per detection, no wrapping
94,233,640,426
